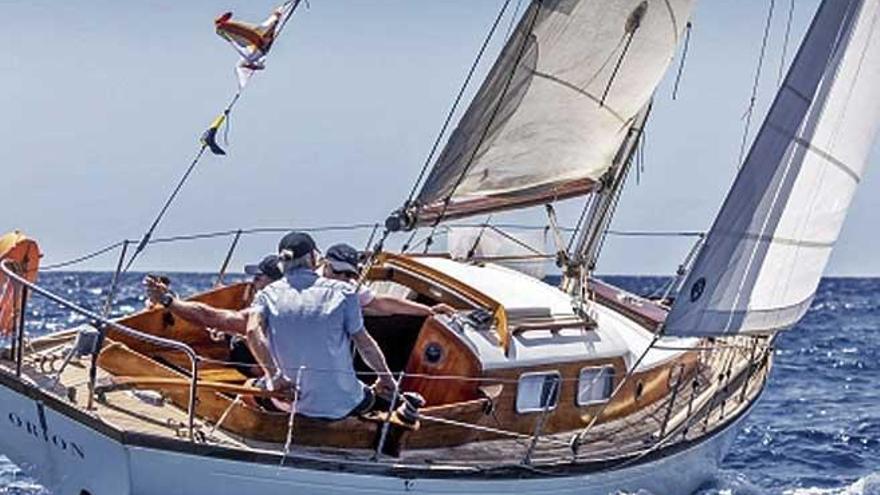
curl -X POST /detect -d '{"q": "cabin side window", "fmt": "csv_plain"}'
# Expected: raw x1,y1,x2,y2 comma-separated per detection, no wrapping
577,366,615,406
515,372,561,413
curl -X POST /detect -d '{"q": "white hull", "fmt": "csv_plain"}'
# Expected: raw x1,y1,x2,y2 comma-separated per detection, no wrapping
0,373,758,495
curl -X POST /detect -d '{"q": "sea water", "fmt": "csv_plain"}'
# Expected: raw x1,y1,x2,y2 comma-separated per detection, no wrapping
0,273,877,495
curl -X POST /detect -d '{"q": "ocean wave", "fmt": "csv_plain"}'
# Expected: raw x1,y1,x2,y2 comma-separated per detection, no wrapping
782,472,880,495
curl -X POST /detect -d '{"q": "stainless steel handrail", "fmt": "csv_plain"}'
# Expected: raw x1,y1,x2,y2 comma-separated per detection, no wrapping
0,259,201,439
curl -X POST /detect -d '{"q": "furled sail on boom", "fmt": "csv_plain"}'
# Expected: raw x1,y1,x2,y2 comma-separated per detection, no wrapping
411,0,695,225
665,0,880,337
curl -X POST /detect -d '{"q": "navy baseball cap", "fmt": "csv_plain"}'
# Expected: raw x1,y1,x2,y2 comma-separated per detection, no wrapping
243,254,283,280
325,243,360,275
277,231,317,258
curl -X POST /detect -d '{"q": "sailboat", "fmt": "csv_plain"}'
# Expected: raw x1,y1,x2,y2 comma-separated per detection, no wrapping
1,0,878,493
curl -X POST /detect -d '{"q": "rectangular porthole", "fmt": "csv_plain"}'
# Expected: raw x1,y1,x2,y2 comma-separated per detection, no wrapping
577,366,615,406
515,372,561,413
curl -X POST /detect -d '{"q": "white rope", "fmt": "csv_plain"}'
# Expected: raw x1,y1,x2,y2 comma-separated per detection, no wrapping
207,394,241,437
280,365,304,468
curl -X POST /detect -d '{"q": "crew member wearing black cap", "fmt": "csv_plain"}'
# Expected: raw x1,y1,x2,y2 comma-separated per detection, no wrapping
321,243,456,317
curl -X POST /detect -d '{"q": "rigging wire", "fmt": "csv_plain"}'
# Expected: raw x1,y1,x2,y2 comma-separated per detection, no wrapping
504,0,525,41
403,0,515,206
586,119,649,271
737,0,776,167
400,228,421,253
123,144,209,273
671,22,693,100
122,2,304,274
778,0,796,87
566,196,594,254
465,215,493,260
423,3,543,245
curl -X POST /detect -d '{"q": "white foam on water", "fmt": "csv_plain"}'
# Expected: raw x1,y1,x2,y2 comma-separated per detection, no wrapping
783,473,880,495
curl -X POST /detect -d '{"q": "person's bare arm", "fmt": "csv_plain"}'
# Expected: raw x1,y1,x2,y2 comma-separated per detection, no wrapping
363,295,455,317
351,330,395,397
144,276,247,335
168,300,248,335
245,311,280,383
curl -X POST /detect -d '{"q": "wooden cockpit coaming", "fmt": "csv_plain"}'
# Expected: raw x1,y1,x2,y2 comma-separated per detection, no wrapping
106,281,254,361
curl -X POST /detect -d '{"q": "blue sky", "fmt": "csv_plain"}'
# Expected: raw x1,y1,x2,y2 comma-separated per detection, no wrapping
2,0,878,275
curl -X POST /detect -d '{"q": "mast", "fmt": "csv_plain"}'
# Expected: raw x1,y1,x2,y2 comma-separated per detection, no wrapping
562,103,650,294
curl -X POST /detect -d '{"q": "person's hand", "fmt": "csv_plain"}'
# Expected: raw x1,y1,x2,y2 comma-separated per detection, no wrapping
267,373,296,397
143,275,169,305
430,303,456,316
374,373,397,400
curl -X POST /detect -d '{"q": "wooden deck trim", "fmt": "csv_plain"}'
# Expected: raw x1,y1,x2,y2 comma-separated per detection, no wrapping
376,253,513,353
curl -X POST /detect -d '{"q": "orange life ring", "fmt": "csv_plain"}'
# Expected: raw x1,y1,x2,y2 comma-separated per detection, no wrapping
0,231,41,336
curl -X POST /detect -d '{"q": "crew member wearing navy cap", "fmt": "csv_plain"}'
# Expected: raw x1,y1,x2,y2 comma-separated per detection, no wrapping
321,243,455,317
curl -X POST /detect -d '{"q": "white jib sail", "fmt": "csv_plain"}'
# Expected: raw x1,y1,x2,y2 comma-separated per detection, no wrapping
415,0,695,223
665,0,880,337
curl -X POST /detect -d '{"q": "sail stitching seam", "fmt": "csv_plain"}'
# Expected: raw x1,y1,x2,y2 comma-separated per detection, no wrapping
529,70,627,123
661,0,680,42
716,230,835,249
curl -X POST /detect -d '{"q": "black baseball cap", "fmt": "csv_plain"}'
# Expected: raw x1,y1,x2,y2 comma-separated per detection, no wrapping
243,254,283,280
325,243,360,276
277,231,317,258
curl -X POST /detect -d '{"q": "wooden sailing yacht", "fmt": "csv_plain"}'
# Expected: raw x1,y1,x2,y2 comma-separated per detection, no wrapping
1,0,878,493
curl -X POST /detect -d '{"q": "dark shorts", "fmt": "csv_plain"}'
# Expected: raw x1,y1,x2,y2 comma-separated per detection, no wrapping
228,337,260,378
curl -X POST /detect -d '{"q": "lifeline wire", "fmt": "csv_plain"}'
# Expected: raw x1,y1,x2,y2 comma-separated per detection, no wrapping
42,241,128,271
41,224,703,271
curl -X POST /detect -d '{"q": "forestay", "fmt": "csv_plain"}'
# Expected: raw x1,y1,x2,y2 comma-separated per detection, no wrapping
665,0,880,337
414,0,695,224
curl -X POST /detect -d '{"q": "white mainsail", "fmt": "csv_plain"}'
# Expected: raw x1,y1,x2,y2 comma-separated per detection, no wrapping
665,0,880,337
414,0,695,224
